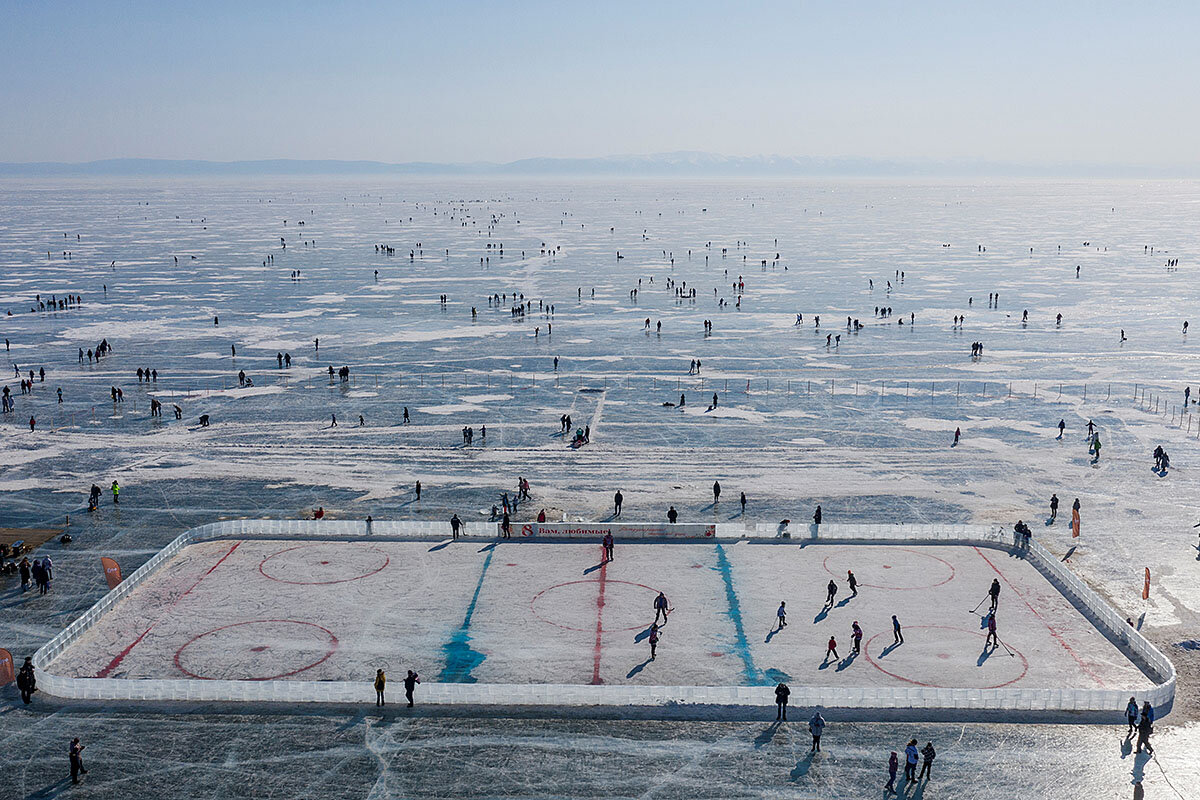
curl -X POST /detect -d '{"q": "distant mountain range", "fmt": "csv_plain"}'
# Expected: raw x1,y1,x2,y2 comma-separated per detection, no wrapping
0,152,1192,178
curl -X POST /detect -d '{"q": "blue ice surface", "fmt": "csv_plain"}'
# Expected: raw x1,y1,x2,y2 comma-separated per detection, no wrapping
438,544,495,683
713,542,764,685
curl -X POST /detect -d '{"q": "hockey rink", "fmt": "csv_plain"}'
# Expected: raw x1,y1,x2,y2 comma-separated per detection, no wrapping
48,537,1152,692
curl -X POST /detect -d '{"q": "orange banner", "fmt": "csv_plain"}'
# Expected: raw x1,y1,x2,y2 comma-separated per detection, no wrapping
0,648,14,686
101,557,122,589
1143,567,1150,600
1071,508,1080,538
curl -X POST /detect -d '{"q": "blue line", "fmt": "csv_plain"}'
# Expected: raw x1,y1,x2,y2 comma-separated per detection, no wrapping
713,543,764,685
438,546,494,683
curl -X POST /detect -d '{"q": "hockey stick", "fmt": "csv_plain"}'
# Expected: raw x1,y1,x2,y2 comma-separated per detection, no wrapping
970,595,989,614
995,636,1016,658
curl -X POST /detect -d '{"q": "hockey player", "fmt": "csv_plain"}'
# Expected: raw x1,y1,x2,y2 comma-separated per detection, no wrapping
825,579,838,607
776,601,787,629
847,570,858,597
988,578,1001,612
654,592,670,624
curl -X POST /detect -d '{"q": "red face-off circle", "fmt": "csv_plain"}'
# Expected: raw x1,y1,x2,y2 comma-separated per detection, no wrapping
258,543,390,585
862,625,1028,689
532,579,662,632
822,547,956,590
174,619,338,680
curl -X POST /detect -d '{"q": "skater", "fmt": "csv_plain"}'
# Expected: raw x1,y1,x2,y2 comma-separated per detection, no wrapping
712,480,721,503
985,612,998,649
374,669,386,706
403,670,420,707
648,623,660,659
851,621,863,654
1057,419,1066,439
1050,493,1059,522
904,739,919,782
918,742,936,780
892,614,904,644
654,591,670,624
885,751,899,793
808,711,825,752
825,578,838,607
776,601,787,629
1126,696,1139,736
847,570,858,597
17,656,36,704
813,504,822,526
774,682,790,720
450,513,461,539
953,427,961,446
614,490,623,517
69,737,87,784
988,578,1001,611
825,636,839,662
603,531,614,561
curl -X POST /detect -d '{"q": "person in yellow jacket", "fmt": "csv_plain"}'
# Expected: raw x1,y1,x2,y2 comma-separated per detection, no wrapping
374,669,386,706
111,480,120,505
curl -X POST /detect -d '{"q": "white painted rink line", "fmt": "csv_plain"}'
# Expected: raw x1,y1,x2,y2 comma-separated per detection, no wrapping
49,539,1151,694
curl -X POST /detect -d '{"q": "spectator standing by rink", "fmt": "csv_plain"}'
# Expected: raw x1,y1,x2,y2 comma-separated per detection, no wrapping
904,739,919,783
774,682,789,720
918,741,936,780
885,751,899,793
403,670,420,707
374,669,386,706
69,737,87,784
1126,697,1139,736
17,656,37,704
450,514,461,539
808,711,825,752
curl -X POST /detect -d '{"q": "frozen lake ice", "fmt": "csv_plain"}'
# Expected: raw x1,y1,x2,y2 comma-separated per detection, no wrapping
3,177,1200,797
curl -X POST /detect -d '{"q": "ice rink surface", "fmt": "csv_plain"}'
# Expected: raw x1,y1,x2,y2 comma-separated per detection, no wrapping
50,538,1148,693
4,177,1200,796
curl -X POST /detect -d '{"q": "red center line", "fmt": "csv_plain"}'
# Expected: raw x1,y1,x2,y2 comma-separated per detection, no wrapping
590,546,608,685
96,541,242,678
972,546,1105,687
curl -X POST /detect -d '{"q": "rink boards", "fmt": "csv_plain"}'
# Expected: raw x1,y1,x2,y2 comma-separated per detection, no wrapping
33,520,1176,714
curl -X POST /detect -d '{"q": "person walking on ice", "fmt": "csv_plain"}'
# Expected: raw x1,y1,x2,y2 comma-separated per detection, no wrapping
712,481,721,503
653,591,670,624
825,636,839,662
825,579,838,607
892,614,904,644
885,751,899,793
847,570,858,597
851,621,863,654
1049,493,1059,522
1126,696,1139,736
808,711,825,752
776,601,787,629
774,682,789,720
988,578,1001,612
648,623,660,660
374,669,386,706
403,670,420,707
1057,418,1066,439
613,490,623,517
69,737,88,784
111,480,120,505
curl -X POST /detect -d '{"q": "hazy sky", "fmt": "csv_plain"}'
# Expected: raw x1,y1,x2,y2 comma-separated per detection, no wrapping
2,1,1197,165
